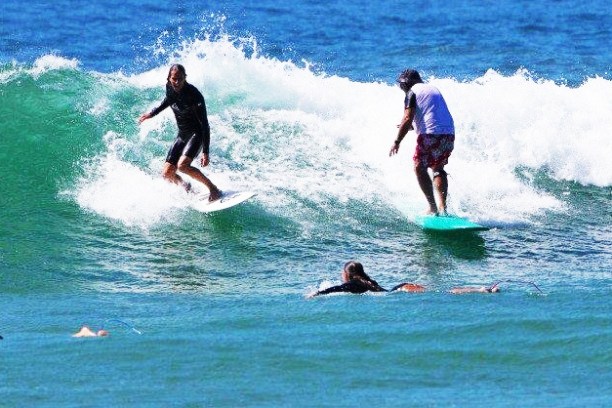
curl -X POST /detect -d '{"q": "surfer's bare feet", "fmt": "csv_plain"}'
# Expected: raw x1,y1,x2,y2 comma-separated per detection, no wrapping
208,189,222,202
425,206,438,216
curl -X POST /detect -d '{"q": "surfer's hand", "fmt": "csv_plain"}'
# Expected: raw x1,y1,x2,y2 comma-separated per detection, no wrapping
200,153,210,167
138,113,151,124
389,143,399,156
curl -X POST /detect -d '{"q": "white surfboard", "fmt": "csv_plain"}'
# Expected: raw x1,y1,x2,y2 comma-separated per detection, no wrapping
191,191,256,213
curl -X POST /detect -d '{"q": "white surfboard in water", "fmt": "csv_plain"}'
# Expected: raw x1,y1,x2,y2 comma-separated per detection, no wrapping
191,191,256,213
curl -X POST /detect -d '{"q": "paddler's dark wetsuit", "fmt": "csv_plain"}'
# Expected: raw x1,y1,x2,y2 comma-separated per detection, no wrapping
148,82,211,165
313,279,388,296
312,280,418,297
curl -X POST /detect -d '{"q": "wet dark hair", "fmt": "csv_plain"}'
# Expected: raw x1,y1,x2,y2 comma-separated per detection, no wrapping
343,261,383,290
167,64,187,81
397,69,423,91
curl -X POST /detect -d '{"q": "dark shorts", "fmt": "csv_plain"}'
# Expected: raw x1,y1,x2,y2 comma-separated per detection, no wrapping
413,134,455,169
165,131,203,166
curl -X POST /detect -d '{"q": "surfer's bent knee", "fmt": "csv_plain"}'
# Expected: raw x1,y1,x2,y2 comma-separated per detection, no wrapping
177,156,195,173
162,162,177,179
432,169,447,179
414,163,428,174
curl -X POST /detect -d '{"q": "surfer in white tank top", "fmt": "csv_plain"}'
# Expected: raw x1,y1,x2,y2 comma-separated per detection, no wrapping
407,83,454,136
389,69,455,215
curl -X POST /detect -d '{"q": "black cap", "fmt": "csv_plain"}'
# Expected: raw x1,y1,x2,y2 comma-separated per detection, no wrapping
397,69,423,90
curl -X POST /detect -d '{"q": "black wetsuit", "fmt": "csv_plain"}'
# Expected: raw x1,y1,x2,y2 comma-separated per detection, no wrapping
314,279,388,296
313,279,417,296
149,83,211,165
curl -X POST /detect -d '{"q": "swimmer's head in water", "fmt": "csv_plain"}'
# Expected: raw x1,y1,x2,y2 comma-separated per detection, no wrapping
342,261,366,282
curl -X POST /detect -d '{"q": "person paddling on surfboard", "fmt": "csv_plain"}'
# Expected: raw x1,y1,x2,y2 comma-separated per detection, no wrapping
139,64,222,202
72,326,109,338
308,261,425,297
389,69,455,215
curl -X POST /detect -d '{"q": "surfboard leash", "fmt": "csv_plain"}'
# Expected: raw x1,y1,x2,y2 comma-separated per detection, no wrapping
488,279,544,294
103,318,142,335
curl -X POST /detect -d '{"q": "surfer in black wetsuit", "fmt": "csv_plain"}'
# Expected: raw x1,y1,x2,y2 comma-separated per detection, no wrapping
139,64,222,201
309,261,426,297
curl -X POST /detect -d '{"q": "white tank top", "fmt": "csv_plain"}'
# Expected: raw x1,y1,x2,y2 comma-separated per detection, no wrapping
406,83,455,135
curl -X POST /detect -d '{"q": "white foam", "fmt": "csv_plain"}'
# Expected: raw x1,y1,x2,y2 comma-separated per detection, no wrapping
78,36,610,227
75,132,190,229
31,54,80,76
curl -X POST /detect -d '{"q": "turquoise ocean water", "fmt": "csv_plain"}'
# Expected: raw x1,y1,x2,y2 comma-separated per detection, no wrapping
1,1,611,406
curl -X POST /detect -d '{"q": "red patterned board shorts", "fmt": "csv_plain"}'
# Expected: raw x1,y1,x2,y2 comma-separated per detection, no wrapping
413,134,455,169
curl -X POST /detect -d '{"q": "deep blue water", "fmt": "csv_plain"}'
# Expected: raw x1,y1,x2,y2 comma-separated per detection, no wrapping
1,0,611,406
3,0,610,83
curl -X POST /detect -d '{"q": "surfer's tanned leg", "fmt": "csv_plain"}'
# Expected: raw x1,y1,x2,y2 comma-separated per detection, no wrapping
432,169,448,215
177,156,222,201
415,164,438,215
162,162,191,190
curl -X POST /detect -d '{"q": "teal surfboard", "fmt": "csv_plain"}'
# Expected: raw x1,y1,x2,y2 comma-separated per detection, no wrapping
414,215,489,232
